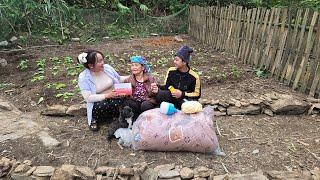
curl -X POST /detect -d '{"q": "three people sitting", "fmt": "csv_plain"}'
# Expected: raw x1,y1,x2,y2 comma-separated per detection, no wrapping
78,45,201,131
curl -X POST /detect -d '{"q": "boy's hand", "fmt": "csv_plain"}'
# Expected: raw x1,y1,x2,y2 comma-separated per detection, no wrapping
172,89,182,99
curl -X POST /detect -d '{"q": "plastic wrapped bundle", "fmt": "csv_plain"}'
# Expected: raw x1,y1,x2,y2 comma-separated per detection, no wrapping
114,128,134,148
132,106,224,155
181,101,203,114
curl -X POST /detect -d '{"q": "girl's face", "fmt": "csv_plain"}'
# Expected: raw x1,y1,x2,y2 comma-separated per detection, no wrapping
130,62,144,75
173,56,186,69
89,53,104,72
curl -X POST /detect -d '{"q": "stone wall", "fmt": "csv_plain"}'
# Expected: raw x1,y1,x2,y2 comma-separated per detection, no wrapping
1,157,319,180
41,92,320,118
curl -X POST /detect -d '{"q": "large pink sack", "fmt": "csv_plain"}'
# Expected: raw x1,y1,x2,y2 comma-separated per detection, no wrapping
132,106,223,154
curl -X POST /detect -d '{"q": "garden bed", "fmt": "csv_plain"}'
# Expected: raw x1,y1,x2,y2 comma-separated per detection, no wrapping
0,35,319,175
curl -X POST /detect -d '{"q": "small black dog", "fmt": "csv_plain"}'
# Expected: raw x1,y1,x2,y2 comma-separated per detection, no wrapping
106,105,134,141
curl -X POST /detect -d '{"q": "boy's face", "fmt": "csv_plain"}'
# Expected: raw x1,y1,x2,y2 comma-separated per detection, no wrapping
174,56,186,69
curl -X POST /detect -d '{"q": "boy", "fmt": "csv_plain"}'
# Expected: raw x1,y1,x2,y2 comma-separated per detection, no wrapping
151,45,201,109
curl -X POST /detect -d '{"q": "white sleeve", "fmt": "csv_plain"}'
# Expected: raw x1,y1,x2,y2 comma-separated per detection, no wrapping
81,90,105,103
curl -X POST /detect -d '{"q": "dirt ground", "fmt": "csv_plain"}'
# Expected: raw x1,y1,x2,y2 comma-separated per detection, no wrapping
0,35,319,175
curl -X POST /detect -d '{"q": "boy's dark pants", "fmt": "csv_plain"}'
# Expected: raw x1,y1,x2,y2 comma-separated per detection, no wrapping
155,90,186,109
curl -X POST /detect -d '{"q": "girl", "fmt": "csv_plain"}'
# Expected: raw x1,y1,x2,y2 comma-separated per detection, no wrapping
124,56,157,119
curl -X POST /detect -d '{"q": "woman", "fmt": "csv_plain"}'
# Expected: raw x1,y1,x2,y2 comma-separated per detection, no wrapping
78,49,126,131
124,56,157,119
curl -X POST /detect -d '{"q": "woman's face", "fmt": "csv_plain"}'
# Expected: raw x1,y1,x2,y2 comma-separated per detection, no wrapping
174,56,186,69
90,53,104,72
130,62,144,75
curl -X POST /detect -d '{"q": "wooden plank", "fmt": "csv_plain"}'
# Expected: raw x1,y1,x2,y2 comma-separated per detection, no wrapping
229,5,237,54
207,7,212,45
226,5,233,52
205,7,210,44
189,6,194,36
234,6,243,55
274,8,288,76
301,28,320,93
285,8,310,85
237,7,246,58
306,29,320,96
193,6,197,38
229,6,236,54
280,9,302,81
260,8,276,69
196,6,200,41
203,7,207,44
210,6,214,46
293,11,319,90
201,7,205,43
237,7,245,57
265,8,281,70
305,19,320,93
217,6,224,50
241,9,252,61
254,8,270,67
218,6,224,49
271,8,288,76
271,29,289,75
232,5,240,54
223,6,230,50
248,8,261,65
244,8,257,64
209,6,214,45
309,53,320,96
198,6,202,40
252,8,266,66
213,6,219,48
192,6,196,38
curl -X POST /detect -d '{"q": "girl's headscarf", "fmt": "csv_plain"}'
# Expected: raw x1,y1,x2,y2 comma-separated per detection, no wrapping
130,56,151,73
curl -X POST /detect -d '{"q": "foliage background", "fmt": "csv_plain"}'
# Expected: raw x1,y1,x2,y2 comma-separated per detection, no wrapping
0,0,319,42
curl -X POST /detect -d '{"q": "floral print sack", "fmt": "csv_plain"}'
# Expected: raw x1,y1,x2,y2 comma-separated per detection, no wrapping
132,106,224,155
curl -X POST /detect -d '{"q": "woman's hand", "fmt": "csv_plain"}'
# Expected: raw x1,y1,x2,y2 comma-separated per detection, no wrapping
104,90,117,99
172,89,182,99
151,83,159,94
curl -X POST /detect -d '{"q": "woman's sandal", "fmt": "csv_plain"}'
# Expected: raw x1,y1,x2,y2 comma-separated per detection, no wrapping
89,120,99,132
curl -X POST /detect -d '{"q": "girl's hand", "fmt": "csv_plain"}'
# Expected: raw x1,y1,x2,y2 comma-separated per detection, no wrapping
151,83,158,94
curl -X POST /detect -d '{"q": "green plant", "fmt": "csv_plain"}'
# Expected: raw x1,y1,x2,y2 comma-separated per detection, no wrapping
17,59,29,70
64,56,73,65
231,65,243,78
31,74,45,82
71,78,77,85
50,57,61,76
217,73,227,80
210,66,218,74
55,92,74,101
301,0,320,10
74,86,80,93
45,83,52,89
54,83,67,90
255,69,268,78
52,66,60,76
36,58,46,72
31,58,46,82
0,83,15,90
